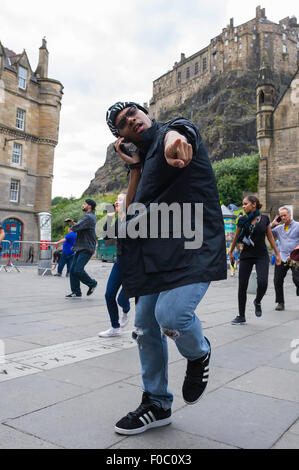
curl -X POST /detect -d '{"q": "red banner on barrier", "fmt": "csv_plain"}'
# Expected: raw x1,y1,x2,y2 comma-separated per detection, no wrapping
40,241,51,251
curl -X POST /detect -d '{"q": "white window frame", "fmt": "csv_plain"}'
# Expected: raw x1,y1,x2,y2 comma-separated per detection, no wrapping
12,143,22,165
10,179,20,203
16,109,25,130
283,33,286,41
18,66,28,89
283,44,287,54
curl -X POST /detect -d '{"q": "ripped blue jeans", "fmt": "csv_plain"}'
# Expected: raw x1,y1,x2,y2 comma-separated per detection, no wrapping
134,282,210,410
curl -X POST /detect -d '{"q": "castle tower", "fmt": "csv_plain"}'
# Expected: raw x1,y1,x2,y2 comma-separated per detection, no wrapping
35,39,63,213
35,37,49,79
256,62,275,212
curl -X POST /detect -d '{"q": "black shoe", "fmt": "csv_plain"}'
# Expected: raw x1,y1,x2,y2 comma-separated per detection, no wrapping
87,281,97,296
115,393,172,435
54,273,62,277
254,300,262,317
275,303,285,311
182,338,211,405
65,293,82,298
231,316,247,325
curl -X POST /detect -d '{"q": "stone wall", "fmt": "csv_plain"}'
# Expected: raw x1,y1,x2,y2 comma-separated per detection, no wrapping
150,7,299,119
268,69,299,219
0,40,63,251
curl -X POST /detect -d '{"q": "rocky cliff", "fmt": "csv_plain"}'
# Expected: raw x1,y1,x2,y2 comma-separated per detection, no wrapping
84,69,292,195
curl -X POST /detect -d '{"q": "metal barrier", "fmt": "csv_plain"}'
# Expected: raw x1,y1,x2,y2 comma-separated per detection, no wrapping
0,240,20,273
1,241,59,276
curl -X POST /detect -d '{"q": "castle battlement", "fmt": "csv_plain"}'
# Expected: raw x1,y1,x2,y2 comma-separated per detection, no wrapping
149,6,299,119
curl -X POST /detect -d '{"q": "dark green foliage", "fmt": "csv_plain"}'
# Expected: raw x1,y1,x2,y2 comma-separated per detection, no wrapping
212,153,259,206
51,194,117,240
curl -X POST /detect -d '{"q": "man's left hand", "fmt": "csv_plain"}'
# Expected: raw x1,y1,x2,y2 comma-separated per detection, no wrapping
164,136,193,169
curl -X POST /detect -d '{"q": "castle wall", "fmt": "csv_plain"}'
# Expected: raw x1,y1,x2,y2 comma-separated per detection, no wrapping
150,8,299,119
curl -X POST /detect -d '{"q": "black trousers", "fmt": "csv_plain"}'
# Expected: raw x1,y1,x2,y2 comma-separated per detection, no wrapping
274,262,299,304
238,256,269,317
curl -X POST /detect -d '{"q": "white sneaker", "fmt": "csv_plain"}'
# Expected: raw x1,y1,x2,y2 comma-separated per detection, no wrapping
120,314,129,328
98,327,122,338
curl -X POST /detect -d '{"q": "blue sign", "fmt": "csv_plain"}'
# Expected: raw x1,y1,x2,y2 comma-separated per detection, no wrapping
2,219,23,257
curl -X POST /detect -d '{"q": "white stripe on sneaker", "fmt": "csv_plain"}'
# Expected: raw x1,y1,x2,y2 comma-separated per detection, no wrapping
148,411,156,422
143,413,152,424
139,416,147,426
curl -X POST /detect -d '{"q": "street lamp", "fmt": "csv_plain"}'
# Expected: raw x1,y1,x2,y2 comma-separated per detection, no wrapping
3,136,26,151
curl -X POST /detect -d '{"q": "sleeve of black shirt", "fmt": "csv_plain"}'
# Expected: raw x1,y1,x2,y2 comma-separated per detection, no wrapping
71,215,93,232
165,118,201,155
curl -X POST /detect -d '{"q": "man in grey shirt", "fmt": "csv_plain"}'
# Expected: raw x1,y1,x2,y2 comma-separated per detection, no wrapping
271,207,299,311
65,199,98,298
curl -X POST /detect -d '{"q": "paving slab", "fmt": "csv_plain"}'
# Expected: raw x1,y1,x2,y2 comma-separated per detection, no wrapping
1,263,299,449
172,388,299,449
5,383,185,449
227,366,299,403
272,433,299,449
211,342,282,373
0,374,90,422
110,428,237,449
0,424,62,449
41,361,132,390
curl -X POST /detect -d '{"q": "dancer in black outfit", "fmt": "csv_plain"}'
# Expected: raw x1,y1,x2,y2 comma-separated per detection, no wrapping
229,196,281,324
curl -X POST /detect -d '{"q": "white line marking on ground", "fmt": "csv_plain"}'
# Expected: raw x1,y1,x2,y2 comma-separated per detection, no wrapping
0,331,136,382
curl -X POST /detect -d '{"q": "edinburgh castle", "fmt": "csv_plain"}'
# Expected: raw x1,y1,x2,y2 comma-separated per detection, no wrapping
149,6,299,119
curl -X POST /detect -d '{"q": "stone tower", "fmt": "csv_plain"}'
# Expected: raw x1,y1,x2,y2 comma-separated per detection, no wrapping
34,38,63,214
256,62,275,212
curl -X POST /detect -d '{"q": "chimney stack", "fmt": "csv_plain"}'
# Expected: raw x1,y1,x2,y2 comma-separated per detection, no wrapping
35,37,49,79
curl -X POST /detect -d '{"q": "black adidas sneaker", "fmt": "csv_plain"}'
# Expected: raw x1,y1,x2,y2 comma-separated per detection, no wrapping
115,393,171,435
182,337,211,405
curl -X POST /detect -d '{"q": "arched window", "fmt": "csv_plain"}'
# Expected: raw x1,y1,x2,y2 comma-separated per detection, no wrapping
259,90,265,106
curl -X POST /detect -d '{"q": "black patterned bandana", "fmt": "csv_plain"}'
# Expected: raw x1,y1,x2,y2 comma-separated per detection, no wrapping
106,102,148,137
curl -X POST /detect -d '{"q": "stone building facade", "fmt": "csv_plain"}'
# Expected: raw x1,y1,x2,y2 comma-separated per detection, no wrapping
256,64,299,219
0,39,63,259
150,6,299,119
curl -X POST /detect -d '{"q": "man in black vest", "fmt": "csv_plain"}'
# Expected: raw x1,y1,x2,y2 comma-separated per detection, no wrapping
106,102,227,435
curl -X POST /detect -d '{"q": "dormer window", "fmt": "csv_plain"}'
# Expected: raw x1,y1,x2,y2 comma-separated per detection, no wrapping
18,66,28,89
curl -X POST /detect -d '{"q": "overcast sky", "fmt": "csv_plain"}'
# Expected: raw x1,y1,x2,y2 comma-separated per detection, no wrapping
2,0,298,198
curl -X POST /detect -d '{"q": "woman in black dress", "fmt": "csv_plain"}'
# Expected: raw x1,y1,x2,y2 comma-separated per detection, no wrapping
229,196,281,324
